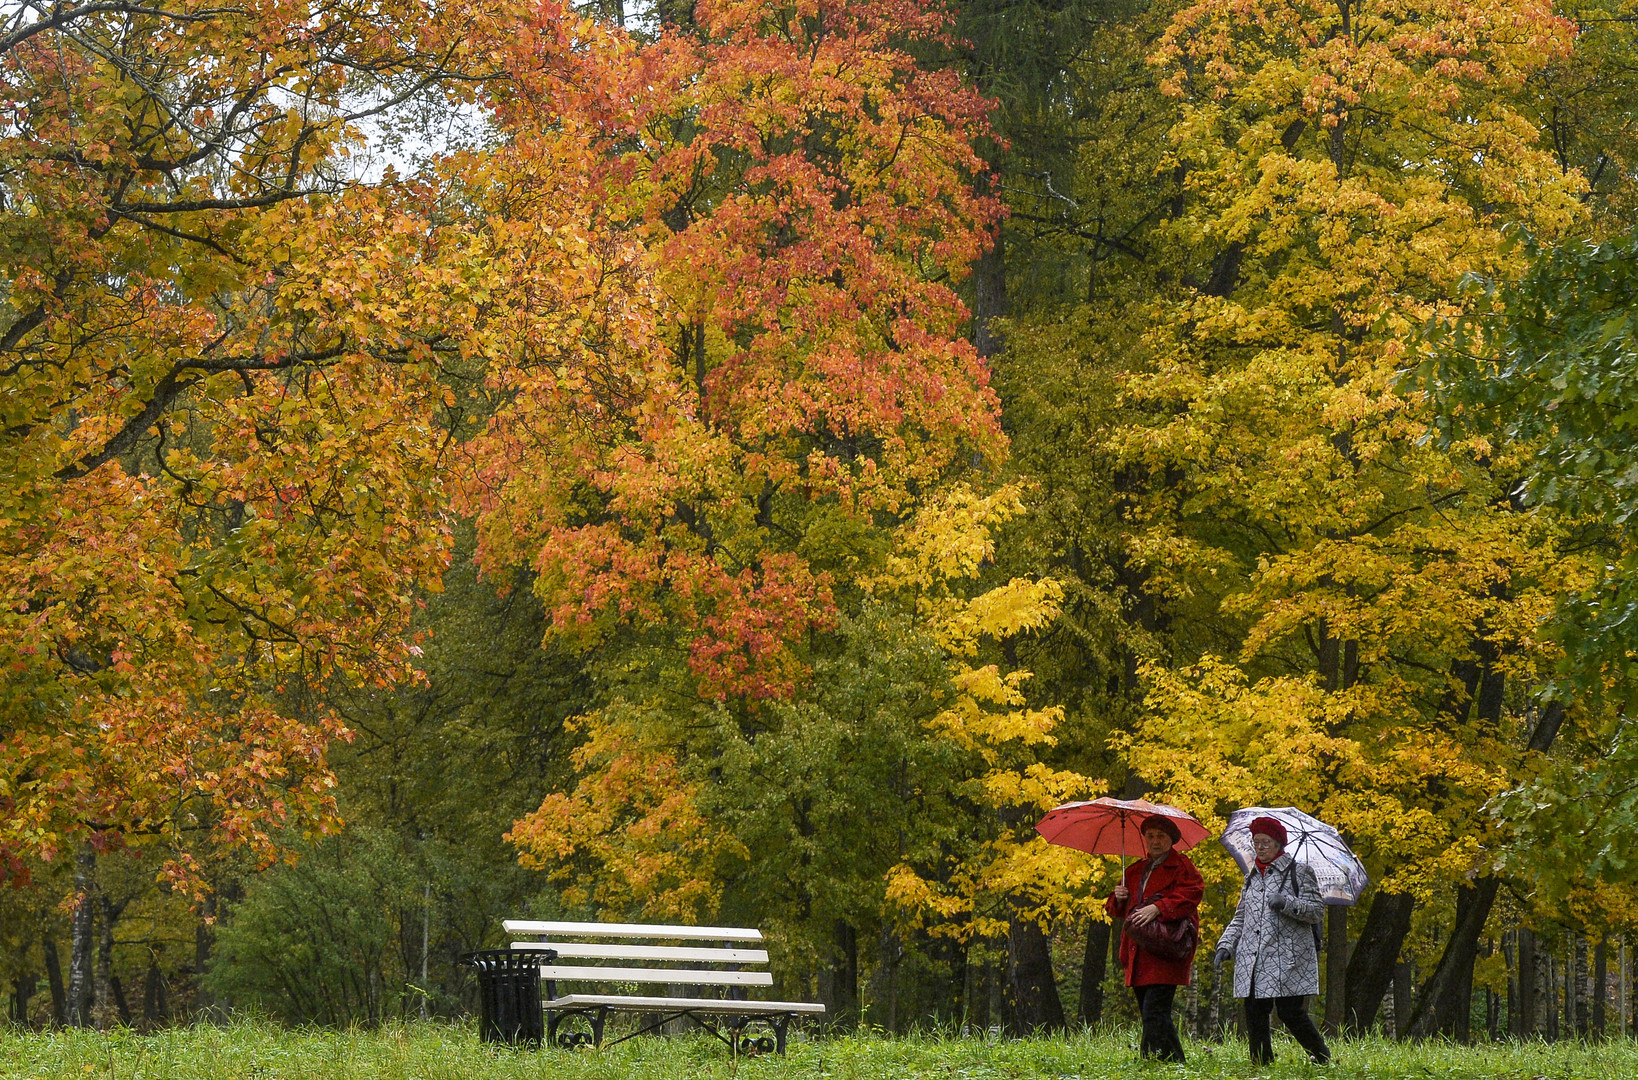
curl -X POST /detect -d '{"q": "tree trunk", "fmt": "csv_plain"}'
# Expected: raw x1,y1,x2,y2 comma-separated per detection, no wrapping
1595,933,1608,1038
1079,918,1109,1027
43,938,65,1026
1574,934,1590,1037
1406,877,1500,1040
9,971,36,1026
1006,909,1065,1035
1324,903,1348,1034
94,893,127,1029
66,845,96,1028
194,892,216,1020
1343,890,1414,1033
1515,927,1539,1037
142,956,168,1030
1392,961,1413,1038
824,920,859,1030
110,975,132,1027
973,231,1006,361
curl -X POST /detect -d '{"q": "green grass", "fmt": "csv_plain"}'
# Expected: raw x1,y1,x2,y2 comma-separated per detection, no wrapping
3,1021,1637,1080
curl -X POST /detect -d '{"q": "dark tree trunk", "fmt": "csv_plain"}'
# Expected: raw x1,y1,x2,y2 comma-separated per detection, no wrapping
823,920,859,1030
142,956,168,1030
1324,904,1348,1034
110,975,132,1027
1514,928,1535,1037
1079,919,1109,1027
66,846,96,1027
1006,909,1065,1035
1407,878,1500,1040
1574,934,1591,1037
1344,890,1415,1033
1392,961,1413,1038
973,232,1006,361
43,938,66,1026
94,893,127,1029
9,971,36,1026
194,892,217,1020
1594,933,1608,1038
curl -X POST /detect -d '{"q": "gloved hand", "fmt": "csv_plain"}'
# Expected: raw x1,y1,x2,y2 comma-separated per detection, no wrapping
1214,946,1232,968
1266,891,1288,913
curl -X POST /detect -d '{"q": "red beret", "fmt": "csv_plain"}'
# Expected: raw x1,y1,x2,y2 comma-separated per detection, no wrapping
1249,816,1288,847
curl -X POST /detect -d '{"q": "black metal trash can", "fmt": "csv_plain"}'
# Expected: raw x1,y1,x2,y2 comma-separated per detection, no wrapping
467,949,544,1045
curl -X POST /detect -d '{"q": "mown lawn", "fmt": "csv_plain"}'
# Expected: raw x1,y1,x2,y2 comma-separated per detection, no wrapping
3,1022,1637,1080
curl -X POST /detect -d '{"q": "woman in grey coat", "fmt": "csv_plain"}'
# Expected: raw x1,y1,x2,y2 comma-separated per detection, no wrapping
1212,816,1331,1065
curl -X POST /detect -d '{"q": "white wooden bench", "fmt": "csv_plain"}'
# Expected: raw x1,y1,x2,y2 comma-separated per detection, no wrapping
504,920,825,1055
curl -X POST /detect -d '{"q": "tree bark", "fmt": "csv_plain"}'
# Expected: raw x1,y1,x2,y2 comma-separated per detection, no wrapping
94,893,127,1029
1392,961,1412,1038
66,845,96,1027
194,892,217,1020
142,955,168,1030
1006,908,1065,1035
1324,904,1348,1034
1595,933,1608,1038
1406,877,1500,1040
824,919,859,1030
8,971,36,1026
973,232,1006,361
1080,918,1109,1027
1343,890,1415,1033
1515,928,1538,1037
43,938,65,1026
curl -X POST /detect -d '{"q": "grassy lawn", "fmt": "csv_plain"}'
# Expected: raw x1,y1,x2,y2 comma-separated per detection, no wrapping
3,1022,1636,1080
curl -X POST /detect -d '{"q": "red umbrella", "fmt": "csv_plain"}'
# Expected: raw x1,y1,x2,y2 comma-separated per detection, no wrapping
1035,797,1211,859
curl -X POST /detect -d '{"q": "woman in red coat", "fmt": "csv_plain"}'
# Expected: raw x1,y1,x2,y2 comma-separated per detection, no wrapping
1104,815,1205,1062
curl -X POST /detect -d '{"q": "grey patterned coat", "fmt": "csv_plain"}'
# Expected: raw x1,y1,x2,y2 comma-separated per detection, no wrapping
1215,852,1324,999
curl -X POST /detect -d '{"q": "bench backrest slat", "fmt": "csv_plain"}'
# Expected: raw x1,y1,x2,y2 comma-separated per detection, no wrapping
504,920,762,942
511,942,769,964
536,965,774,987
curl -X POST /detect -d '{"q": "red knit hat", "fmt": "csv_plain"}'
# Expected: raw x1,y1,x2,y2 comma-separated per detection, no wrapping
1248,816,1288,847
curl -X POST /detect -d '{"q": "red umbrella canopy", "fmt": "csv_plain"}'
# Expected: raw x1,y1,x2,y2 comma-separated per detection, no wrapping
1035,797,1211,856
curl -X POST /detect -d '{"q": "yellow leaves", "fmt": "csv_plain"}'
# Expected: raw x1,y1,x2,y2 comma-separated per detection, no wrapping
867,483,1025,594
508,709,746,921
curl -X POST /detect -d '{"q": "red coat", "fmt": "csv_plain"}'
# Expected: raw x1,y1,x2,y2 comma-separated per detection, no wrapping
1103,850,1204,986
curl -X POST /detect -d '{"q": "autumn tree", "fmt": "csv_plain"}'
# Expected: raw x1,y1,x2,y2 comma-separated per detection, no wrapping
1081,0,1598,1040
459,0,1069,1023
0,0,625,1024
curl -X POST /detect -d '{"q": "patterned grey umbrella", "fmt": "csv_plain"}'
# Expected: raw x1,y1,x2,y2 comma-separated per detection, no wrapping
1220,806,1368,906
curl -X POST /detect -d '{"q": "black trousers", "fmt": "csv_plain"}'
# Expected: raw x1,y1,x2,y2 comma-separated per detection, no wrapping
1243,995,1330,1064
1132,984,1185,1063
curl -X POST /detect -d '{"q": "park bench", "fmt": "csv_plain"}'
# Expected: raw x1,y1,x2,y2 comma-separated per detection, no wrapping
502,919,826,1055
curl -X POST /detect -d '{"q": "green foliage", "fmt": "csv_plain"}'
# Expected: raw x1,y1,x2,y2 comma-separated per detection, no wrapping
1426,229,1638,897
206,829,428,1026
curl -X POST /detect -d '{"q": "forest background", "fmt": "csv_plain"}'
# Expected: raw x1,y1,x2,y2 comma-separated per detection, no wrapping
5,0,1638,1048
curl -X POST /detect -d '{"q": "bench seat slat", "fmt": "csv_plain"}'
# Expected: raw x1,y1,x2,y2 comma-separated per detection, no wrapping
504,920,762,942
544,993,826,1015
538,965,773,986
512,942,769,964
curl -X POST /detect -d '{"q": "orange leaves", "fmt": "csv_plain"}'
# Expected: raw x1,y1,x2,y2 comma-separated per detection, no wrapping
0,1,498,893
476,2,1013,919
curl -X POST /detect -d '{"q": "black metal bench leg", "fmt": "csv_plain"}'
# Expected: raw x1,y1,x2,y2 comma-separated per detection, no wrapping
592,1006,608,1048
774,1015,789,1056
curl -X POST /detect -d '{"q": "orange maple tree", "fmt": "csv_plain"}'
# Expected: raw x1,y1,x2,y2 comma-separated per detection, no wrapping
472,0,1008,911
0,1,512,890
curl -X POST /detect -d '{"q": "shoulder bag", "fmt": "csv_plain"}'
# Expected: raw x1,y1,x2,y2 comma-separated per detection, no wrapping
1123,871,1198,961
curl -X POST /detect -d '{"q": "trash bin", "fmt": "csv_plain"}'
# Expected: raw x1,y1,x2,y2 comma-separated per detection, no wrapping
467,949,544,1045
